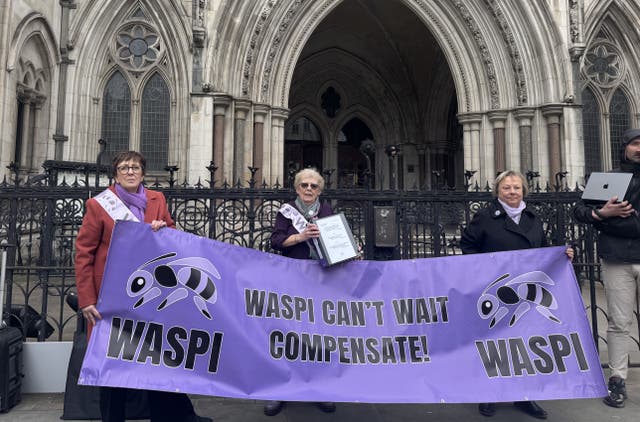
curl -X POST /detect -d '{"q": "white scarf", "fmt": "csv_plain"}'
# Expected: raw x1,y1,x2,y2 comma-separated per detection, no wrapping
498,198,526,224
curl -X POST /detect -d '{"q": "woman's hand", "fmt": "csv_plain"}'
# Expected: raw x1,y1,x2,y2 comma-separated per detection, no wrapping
284,224,321,247
565,247,574,261
81,305,102,326
300,223,320,240
150,220,168,231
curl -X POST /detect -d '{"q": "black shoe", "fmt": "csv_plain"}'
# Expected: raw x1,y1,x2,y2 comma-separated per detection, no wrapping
264,401,284,416
603,376,627,408
514,401,547,419
316,402,336,413
478,403,496,417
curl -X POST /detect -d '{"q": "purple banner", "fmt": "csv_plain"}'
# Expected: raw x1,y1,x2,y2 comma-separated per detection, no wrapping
79,221,606,403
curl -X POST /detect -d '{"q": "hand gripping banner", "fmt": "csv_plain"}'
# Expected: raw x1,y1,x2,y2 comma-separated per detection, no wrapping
79,221,606,403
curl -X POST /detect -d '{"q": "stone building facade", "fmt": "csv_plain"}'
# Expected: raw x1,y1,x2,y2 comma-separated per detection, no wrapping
1,0,639,189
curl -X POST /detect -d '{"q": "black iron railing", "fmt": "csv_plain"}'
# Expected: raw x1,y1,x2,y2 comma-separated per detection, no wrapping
0,160,637,367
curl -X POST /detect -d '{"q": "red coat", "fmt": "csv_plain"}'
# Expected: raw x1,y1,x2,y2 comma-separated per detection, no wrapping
75,185,175,310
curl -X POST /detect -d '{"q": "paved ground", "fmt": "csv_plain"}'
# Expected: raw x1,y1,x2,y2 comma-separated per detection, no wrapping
0,367,638,422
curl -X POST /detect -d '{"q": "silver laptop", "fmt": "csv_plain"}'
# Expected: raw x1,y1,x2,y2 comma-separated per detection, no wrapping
581,172,632,202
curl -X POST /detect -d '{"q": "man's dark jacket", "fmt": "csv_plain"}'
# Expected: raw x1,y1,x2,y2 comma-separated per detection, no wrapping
573,130,640,263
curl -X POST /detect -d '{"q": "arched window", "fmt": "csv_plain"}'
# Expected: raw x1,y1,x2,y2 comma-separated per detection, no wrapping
609,89,630,169
581,88,601,175
284,116,323,186
101,71,131,157
338,118,374,188
99,11,171,171
141,73,170,171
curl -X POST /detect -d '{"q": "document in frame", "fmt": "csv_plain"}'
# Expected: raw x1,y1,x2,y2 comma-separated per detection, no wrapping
314,213,359,266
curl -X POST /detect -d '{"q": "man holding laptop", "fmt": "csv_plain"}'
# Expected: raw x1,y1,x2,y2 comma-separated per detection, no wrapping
574,128,640,409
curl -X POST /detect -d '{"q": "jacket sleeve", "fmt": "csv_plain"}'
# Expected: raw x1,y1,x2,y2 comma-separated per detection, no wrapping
574,200,640,238
460,211,485,254
74,199,102,308
157,192,175,229
573,201,598,225
270,211,292,252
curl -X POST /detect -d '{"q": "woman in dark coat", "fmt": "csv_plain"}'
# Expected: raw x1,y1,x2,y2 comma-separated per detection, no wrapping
460,170,573,420
265,168,336,416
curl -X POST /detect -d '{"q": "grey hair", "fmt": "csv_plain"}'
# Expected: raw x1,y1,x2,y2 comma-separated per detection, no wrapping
493,170,528,197
294,168,325,191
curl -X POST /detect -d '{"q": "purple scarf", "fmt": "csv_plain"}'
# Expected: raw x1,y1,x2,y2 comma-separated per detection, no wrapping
114,183,147,222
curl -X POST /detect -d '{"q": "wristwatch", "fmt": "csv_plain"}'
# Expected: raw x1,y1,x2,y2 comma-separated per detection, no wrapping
593,208,605,219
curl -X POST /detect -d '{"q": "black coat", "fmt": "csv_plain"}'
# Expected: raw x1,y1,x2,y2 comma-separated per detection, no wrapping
460,199,547,254
573,161,640,263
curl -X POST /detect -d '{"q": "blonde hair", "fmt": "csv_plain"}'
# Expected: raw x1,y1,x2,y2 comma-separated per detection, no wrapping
294,168,325,191
493,170,528,197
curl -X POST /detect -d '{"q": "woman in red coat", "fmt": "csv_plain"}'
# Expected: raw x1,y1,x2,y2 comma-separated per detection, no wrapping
75,151,211,422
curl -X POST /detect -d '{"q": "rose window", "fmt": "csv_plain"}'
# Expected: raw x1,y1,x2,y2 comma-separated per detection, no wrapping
583,41,625,88
115,24,161,70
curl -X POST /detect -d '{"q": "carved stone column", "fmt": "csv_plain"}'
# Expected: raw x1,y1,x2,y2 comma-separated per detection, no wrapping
542,105,564,183
233,99,252,184
16,86,35,169
270,108,289,185
602,112,611,169
253,104,269,185
192,1,207,92
488,111,507,174
213,94,231,184
54,0,77,160
457,113,482,184
514,108,535,174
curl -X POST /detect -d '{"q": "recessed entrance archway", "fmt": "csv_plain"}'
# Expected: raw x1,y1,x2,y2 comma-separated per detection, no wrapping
285,0,460,189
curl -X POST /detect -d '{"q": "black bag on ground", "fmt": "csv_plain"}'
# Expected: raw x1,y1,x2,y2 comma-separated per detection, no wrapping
0,325,23,413
61,293,149,420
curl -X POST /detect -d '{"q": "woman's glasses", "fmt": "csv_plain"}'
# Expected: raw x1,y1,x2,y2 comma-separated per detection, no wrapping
117,165,143,174
300,182,319,190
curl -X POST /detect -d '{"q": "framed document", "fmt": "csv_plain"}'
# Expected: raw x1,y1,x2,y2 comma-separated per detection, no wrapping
314,213,360,266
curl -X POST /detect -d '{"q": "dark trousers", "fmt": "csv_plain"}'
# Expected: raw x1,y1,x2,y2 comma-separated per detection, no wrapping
100,386,196,422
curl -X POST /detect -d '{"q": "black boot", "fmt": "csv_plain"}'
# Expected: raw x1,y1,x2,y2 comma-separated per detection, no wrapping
263,401,284,416
316,402,336,413
514,401,547,419
478,403,495,417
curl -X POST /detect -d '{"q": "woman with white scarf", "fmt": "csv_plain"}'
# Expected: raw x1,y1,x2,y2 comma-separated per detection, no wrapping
460,170,573,420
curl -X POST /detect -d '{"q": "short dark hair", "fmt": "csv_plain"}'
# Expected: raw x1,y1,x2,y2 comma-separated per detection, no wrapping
111,151,146,177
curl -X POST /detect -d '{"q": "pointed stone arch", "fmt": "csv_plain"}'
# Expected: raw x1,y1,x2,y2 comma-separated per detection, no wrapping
580,1,640,173
69,0,190,168
235,0,573,185
204,1,578,185
7,13,59,73
2,13,59,174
